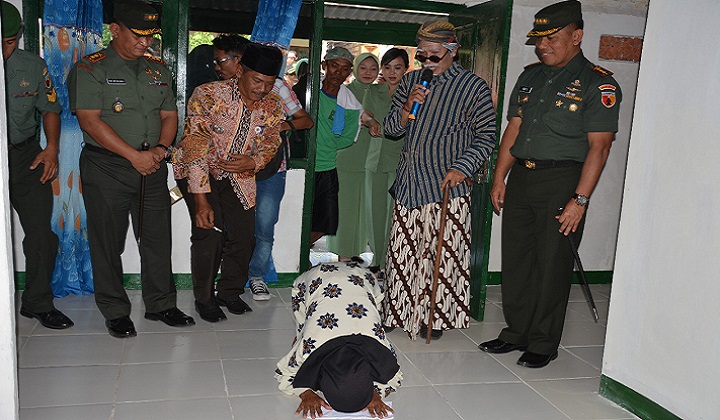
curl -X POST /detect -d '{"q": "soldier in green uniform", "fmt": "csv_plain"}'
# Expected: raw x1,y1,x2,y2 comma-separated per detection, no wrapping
2,1,73,329
68,0,194,338
479,0,622,368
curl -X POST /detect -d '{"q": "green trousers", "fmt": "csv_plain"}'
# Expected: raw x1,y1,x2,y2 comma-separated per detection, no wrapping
80,149,176,320
498,163,585,355
9,140,57,313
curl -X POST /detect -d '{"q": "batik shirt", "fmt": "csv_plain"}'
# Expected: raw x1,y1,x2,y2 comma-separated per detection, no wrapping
172,78,284,209
275,261,403,397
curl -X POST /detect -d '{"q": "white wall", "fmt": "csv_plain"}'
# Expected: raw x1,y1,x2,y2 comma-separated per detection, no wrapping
603,1,720,418
488,3,646,271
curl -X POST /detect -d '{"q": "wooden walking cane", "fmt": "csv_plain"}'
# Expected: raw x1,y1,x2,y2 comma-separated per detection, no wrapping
426,183,451,344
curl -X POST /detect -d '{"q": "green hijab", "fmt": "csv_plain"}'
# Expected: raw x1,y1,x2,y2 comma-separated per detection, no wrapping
348,52,389,124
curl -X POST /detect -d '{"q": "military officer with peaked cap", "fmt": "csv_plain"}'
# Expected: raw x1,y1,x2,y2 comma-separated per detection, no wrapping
69,0,194,338
2,0,74,329
479,0,622,368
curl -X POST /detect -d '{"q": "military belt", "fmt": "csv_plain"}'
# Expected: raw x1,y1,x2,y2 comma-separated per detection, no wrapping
84,143,123,158
8,136,38,150
516,158,583,170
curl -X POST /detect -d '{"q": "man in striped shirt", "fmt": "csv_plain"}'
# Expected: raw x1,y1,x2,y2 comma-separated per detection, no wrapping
382,21,496,340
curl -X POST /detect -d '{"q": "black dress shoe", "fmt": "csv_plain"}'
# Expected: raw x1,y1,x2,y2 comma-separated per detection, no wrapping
145,307,196,326
215,297,253,315
419,325,443,340
106,315,137,338
195,301,227,323
20,308,74,330
517,351,558,368
478,338,528,354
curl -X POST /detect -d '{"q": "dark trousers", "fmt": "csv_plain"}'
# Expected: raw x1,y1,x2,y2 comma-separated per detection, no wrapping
9,140,58,313
80,149,176,320
498,163,585,355
177,177,255,306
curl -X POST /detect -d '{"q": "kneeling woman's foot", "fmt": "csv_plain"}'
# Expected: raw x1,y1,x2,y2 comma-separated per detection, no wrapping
419,325,443,340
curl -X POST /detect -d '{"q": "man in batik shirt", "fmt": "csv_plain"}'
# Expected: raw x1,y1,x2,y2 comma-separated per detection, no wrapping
172,43,284,322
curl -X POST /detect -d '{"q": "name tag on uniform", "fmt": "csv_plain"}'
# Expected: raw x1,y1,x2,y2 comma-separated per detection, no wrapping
106,78,126,85
149,80,168,86
519,86,533,94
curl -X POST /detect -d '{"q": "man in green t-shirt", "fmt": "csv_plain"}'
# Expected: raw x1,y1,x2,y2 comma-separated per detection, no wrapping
310,46,361,246
68,0,194,338
2,1,73,330
479,0,622,368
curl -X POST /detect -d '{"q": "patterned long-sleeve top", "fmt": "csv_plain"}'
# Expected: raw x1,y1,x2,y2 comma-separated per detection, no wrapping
275,262,403,397
172,78,284,209
384,62,497,208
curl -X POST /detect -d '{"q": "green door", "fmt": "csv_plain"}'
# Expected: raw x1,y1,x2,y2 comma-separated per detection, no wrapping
450,0,513,321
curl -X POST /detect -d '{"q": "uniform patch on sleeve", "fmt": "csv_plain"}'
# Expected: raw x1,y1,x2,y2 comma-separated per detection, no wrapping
47,88,57,103
85,51,106,63
599,84,617,108
45,74,53,89
592,65,613,77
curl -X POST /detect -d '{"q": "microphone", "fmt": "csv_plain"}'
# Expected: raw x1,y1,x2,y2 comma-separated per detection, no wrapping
408,68,433,120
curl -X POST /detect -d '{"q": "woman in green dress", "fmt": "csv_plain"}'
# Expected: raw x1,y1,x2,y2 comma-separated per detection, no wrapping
364,48,409,270
327,52,383,260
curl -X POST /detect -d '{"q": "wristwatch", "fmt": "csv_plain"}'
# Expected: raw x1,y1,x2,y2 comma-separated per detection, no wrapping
572,193,589,206
154,144,171,160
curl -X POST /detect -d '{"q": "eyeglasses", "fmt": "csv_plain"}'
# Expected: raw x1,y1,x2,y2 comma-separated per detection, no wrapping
414,50,449,63
213,56,235,66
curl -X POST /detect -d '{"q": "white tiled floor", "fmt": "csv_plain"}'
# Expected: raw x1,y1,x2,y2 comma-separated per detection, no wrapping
17,285,639,420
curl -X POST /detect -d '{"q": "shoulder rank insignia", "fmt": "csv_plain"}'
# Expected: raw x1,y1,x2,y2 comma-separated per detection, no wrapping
85,51,106,63
591,65,613,77
525,61,542,69
146,56,167,66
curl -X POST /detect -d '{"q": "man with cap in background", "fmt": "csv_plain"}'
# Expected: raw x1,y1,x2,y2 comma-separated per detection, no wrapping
479,0,622,368
310,46,362,247
382,21,496,341
68,0,194,338
172,43,286,322
2,0,73,329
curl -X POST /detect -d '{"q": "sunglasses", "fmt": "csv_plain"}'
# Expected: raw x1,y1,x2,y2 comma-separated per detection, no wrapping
213,56,235,66
414,50,449,63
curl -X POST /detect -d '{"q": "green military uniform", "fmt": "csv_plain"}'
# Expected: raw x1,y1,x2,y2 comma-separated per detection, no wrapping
68,45,178,320
499,52,622,354
5,48,61,313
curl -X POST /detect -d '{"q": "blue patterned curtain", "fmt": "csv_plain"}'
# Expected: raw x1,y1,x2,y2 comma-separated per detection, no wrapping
250,0,303,49
42,0,103,296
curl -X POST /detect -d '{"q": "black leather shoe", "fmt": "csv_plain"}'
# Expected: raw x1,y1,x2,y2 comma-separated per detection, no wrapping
20,308,74,330
145,307,195,326
215,297,253,315
195,301,227,323
105,315,137,338
478,338,528,354
517,351,558,368
419,325,443,340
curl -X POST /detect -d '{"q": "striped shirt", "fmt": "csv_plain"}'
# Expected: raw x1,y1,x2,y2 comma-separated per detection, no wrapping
384,62,496,208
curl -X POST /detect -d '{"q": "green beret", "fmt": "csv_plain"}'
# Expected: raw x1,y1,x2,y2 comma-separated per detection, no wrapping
1,1,22,38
